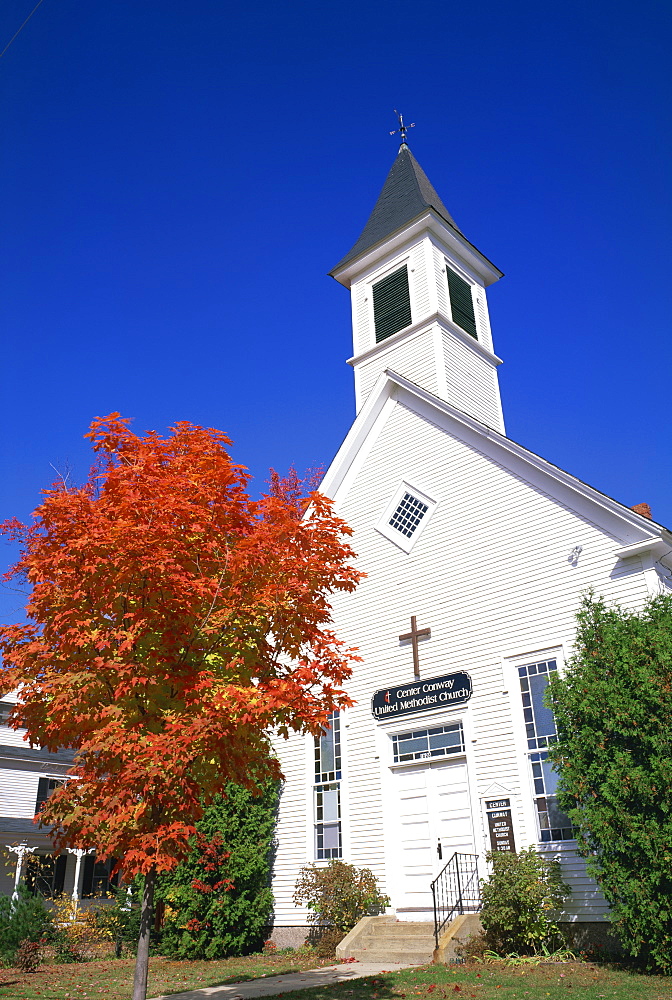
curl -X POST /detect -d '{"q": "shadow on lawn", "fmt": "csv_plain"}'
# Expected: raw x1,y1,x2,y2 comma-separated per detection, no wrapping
205,965,317,986
202,971,402,996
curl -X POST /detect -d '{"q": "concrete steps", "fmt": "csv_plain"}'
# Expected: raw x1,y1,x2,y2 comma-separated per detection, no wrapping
336,916,435,965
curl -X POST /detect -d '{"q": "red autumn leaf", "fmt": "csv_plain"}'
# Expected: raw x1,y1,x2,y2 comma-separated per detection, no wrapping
0,414,363,1000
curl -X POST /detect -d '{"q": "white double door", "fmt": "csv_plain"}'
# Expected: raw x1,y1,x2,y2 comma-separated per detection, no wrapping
392,758,475,913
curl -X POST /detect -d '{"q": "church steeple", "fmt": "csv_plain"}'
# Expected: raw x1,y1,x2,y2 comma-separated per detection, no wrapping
330,146,506,433
329,145,462,275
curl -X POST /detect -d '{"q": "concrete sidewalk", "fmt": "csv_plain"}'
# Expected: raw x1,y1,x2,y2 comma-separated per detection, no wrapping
150,961,415,1000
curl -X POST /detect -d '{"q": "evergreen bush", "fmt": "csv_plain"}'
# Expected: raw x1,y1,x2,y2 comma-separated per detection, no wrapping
158,781,278,959
548,593,672,972
0,886,53,965
479,848,570,955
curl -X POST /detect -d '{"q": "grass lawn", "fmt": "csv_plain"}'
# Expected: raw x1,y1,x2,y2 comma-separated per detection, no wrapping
0,951,335,1000
0,955,670,1000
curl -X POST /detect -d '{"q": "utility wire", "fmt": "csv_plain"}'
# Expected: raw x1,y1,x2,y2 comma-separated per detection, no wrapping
0,0,46,60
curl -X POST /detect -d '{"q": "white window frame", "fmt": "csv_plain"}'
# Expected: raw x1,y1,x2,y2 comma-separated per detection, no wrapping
376,480,437,553
389,720,466,765
444,259,480,341
365,255,413,348
313,711,343,860
505,647,575,845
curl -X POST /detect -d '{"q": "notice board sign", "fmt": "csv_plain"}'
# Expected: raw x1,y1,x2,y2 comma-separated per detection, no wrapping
485,797,516,853
371,671,472,720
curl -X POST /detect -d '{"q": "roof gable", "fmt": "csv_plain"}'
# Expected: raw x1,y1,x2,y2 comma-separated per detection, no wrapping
320,369,671,553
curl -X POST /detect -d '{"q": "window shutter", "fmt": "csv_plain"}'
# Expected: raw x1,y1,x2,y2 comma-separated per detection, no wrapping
54,854,67,895
446,267,477,338
82,854,95,898
35,777,50,814
373,265,412,344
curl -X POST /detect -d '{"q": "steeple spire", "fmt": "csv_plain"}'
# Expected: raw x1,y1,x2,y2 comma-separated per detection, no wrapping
329,145,463,275
328,143,505,431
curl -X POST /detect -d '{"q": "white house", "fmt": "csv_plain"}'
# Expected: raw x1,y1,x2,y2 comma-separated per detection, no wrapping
0,701,119,902
269,143,672,949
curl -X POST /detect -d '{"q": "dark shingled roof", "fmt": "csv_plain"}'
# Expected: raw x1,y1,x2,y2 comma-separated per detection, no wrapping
330,144,463,275
0,816,54,836
0,743,76,765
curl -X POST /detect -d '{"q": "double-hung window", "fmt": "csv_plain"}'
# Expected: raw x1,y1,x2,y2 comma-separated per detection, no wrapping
82,855,120,897
35,777,64,814
518,659,573,842
314,711,342,859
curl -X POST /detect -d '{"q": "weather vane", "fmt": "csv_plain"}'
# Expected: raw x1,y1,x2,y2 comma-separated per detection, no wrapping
389,109,415,144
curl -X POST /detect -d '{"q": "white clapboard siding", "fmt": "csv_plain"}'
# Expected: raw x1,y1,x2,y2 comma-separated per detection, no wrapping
0,726,33,748
474,287,494,355
352,282,370,357
270,731,314,926
410,242,431,321
355,330,438,407
433,244,449,319
440,331,503,430
539,845,609,920
0,768,41,818
0,758,72,819
272,391,653,925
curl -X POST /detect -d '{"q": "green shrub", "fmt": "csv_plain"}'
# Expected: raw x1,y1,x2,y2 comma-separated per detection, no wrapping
90,884,140,957
158,781,278,960
548,593,672,972
0,886,53,965
293,859,389,953
479,848,570,955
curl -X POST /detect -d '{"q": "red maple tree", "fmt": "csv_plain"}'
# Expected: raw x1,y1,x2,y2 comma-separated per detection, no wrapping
0,414,362,998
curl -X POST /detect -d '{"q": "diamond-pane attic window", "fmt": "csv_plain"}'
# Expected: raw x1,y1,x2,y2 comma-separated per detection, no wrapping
389,492,429,538
377,482,437,553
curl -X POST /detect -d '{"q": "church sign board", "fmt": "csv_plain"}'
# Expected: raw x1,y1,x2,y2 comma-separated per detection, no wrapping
485,798,516,853
371,671,472,720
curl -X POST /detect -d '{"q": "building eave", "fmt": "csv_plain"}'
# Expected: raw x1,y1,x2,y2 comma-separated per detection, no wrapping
329,208,503,288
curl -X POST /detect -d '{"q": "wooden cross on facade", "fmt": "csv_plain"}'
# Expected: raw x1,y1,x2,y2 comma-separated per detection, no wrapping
399,615,431,679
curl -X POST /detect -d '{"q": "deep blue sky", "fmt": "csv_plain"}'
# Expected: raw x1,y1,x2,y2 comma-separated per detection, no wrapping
1,0,670,622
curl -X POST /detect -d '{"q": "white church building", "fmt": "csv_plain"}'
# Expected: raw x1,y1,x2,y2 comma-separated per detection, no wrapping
1,141,670,952
269,142,672,946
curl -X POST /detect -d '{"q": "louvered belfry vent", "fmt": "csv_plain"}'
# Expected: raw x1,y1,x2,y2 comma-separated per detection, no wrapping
447,267,477,339
373,265,412,344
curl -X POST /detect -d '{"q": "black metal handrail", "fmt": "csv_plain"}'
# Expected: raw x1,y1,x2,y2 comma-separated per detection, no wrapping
430,852,481,948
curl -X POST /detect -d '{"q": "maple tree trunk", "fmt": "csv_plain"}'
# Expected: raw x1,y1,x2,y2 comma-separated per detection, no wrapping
132,866,156,1000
